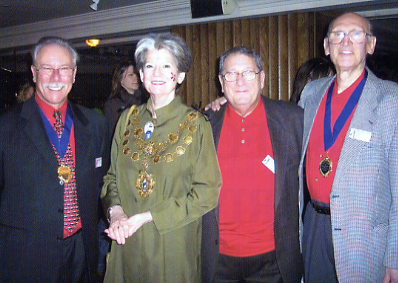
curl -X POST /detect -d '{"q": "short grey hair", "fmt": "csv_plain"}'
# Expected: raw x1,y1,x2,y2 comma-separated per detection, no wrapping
134,33,191,73
31,36,79,67
219,46,263,75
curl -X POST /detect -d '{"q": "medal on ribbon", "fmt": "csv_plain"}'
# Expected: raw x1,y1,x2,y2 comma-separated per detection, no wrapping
39,106,74,184
319,156,332,177
58,163,72,184
321,71,367,177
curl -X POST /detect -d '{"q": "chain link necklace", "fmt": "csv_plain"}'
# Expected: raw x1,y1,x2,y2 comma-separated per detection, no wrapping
122,107,199,197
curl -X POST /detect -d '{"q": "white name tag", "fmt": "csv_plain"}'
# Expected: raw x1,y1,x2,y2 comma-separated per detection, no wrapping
349,128,372,143
262,155,275,174
95,157,102,168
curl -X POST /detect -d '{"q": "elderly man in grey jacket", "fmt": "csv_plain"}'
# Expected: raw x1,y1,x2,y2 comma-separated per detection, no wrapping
299,12,398,283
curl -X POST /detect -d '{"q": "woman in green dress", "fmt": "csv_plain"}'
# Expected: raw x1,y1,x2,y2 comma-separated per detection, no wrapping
101,33,222,283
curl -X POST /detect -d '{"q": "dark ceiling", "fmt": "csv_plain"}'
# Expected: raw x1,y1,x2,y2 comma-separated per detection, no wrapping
1,0,397,30
0,0,157,29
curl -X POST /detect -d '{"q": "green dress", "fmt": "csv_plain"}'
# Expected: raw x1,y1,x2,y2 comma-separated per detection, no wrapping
101,96,222,283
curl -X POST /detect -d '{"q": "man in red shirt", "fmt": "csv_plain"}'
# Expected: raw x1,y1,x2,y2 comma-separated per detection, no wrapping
0,37,110,282
202,47,303,283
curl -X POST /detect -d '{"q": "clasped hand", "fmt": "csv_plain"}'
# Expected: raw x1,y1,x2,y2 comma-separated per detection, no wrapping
383,267,398,283
105,208,153,245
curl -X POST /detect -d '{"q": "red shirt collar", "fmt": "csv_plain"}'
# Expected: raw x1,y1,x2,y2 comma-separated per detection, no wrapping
226,96,264,125
35,94,68,125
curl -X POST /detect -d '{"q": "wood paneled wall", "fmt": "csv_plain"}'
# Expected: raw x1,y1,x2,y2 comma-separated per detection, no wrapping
171,12,329,107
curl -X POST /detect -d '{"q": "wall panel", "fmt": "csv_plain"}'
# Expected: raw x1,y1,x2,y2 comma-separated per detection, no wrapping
288,13,298,100
250,18,260,56
208,23,218,106
268,16,279,101
192,25,200,107
199,24,209,110
259,17,269,99
172,11,323,107
279,16,289,101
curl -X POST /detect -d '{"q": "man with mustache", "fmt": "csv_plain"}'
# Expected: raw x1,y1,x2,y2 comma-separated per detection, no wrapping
0,37,110,282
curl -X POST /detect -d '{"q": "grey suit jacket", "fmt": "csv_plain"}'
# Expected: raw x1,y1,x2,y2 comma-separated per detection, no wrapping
202,96,304,283
298,68,398,282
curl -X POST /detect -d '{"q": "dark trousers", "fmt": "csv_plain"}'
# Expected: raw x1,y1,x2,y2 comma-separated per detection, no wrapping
58,229,89,283
302,200,338,283
98,218,110,273
214,251,282,283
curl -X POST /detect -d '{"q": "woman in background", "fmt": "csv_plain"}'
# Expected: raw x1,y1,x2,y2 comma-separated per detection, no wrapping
290,57,335,104
103,61,146,135
101,33,221,283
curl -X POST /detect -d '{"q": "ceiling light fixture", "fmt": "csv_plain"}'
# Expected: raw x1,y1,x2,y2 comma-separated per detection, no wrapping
85,39,100,47
90,0,100,11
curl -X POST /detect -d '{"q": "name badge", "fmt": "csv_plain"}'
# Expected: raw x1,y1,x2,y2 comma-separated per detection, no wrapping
349,128,371,143
144,121,154,140
262,155,275,174
95,157,102,168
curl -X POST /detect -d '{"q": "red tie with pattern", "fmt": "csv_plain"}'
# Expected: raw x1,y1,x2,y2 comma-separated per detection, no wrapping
53,110,80,234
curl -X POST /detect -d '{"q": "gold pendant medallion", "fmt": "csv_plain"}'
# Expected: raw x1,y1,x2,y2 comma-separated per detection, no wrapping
58,164,72,184
319,156,332,177
136,170,155,197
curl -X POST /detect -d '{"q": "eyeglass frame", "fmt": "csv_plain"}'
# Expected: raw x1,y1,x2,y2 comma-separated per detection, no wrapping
221,70,260,82
326,30,373,44
34,65,76,77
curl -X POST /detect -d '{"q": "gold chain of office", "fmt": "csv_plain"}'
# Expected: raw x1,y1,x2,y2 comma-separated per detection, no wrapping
122,107,199,197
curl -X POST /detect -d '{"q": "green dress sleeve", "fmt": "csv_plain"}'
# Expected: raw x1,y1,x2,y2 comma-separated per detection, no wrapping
100,108,131,217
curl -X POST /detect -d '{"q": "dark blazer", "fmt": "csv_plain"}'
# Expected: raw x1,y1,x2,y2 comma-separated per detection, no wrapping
201,96,304,283
0,96,110,282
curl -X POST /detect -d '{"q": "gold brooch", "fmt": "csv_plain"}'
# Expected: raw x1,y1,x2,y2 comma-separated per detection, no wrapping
136,170,154,197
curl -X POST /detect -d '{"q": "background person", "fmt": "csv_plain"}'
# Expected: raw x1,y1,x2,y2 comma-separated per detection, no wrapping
16,81,35,103
290,57,335,104
299,12,398,283
101,33,221,283
103,61,146,136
